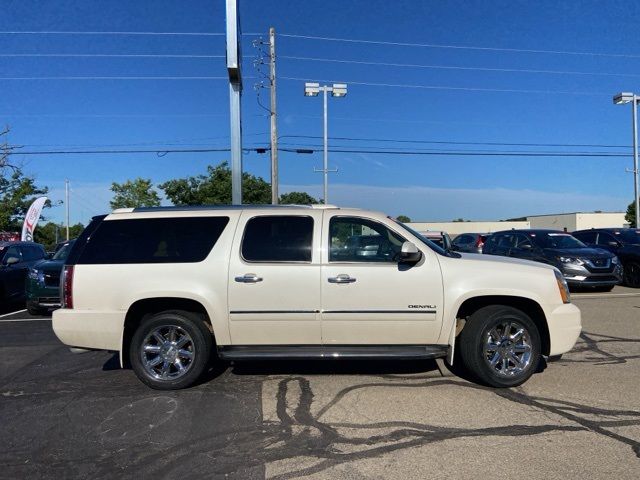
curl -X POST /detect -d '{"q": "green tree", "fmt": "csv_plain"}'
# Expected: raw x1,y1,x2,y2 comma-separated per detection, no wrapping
279,191,320,205
0,168,50,231
159,162,271,205
626,200,637,227
110,178,161,209
396,215,411,223
34,222,84,251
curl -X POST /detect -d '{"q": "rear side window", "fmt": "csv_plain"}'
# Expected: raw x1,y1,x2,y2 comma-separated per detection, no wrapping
77,217,229,264
574,231,597,244
242,216,313,262
21,246,45,261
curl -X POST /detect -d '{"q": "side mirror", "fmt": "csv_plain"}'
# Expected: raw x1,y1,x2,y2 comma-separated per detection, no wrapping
608,241,620,247
399,241,422,263
520,244,533,250
5,256,20,266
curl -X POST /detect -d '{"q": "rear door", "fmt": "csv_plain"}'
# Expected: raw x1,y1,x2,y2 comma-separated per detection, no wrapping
320,214,443,345
227,211,323,345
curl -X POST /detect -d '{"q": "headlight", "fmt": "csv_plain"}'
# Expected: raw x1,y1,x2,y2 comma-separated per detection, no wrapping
612,256,619,265
554,270,571,304
28,269,41,280
558,256,584,266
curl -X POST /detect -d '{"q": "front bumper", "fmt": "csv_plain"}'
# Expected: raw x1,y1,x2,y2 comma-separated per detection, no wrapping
546,303,582,356
561,263,623,288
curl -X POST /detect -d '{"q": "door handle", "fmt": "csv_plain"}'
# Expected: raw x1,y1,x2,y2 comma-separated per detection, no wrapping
328,274,356,284
235,273,263,283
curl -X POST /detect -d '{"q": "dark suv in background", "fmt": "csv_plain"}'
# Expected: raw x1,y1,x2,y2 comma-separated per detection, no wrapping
483,229,622,290
451,233,488,254
0,241,47,305
572,228,640,287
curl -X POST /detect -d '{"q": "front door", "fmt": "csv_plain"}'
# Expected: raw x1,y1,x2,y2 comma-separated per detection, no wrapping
227,211,323,345
320,214,444,345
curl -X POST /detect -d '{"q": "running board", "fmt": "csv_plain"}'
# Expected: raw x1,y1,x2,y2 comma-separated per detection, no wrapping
218,345,448,361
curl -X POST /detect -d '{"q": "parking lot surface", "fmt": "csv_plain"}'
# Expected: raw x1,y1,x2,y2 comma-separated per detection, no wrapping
1,287,639,479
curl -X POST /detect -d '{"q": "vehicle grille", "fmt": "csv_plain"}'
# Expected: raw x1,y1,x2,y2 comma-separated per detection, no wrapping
585,258,613,272
44,272,60,288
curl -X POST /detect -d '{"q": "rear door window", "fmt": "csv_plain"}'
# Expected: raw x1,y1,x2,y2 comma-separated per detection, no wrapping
242,216,313,262
77,216,229,264
574,231,597,244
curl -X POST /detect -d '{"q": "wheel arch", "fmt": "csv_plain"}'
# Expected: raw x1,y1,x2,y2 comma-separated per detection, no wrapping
120,297,214,368
450,295,551,359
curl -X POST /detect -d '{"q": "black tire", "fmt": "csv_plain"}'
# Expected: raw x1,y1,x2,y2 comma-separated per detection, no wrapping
623,261,640,288
27,303,48,316
130,310,212,390
458,305,541,388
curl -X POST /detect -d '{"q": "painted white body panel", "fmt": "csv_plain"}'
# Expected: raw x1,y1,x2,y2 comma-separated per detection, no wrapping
52,206,581,362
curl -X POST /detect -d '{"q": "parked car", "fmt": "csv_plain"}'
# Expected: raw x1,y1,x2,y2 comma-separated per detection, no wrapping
482,229,622,291
26,239,76,315
53,205,581,390
419,231,452,250
0,241,47,304
572,228,640,288
451,233,488,254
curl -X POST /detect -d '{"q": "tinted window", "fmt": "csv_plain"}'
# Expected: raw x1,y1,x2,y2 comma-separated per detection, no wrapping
242,216,313,262
597,232,618,246
574,231,597,244
538,233,585,249
1,246,21,264
497,234,516,248
454,235,472,245
21,245,44,261
53,240,76,261
78,217,229,264
515,234,532,249
614,229,640,244
330,217,406,263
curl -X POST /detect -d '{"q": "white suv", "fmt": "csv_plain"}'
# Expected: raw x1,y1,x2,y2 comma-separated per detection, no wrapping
52,205,581,390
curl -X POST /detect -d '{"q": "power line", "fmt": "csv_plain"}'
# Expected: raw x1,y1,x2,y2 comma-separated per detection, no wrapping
280,55,640,78
280,76,609,96
0,53,225,58
0,30,262,36
277,135,629,149
279,33,640,59
278,147,630,157
6,147,232,156
0,76,229,80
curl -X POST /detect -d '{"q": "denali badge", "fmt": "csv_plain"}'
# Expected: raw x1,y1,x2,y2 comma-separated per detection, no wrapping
408,304,436,309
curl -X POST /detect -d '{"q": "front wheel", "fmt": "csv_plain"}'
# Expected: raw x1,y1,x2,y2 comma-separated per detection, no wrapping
458,305,541,388
130,310,212,390
623,261,640,288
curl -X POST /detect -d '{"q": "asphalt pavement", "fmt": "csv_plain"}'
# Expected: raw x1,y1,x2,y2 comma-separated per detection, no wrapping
1,287,639,479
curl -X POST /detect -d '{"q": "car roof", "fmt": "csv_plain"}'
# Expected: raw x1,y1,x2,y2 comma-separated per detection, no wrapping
573,228,630,233
0,241,44,247
491,229,567,235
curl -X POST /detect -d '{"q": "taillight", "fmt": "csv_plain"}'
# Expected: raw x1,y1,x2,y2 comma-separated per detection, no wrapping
476,237,485,248
61,265,74,309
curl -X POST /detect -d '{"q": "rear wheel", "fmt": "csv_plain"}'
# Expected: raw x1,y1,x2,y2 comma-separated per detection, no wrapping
623,261,640,288
458,305,541,388
130,310,212,390
27,302,48,316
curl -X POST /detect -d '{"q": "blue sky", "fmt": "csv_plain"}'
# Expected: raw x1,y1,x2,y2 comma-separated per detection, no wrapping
2,0,640,224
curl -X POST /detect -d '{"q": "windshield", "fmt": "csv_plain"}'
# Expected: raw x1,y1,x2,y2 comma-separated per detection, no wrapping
538,233,586,249
52,241,75,261
390,218,450,256
614,229,640,244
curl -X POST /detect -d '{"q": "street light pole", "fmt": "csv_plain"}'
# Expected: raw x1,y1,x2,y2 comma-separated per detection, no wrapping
632,94,639,228
613,92,640,228
323,86,329,204
304,82,347,204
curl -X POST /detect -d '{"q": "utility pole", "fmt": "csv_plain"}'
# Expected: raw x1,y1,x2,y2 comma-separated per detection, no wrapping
633,94,639,228
65,179,70,240
269,27,279,204
226,0,243,205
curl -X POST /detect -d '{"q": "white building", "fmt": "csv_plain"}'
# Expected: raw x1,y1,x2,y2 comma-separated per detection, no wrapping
406,212,627,236
526,212,627,232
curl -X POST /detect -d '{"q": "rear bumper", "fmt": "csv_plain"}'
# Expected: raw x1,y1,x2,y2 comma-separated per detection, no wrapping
52,308,124,351
546,303,582,356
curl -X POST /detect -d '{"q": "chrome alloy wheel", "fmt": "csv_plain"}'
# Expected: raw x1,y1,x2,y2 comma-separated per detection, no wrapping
483,321,532,377
140,325,195,380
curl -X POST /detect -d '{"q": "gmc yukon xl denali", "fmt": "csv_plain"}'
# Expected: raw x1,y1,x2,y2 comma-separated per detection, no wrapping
52,205,581,390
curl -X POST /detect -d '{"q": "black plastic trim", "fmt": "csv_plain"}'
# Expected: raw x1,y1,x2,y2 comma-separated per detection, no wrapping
218,344,448,360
